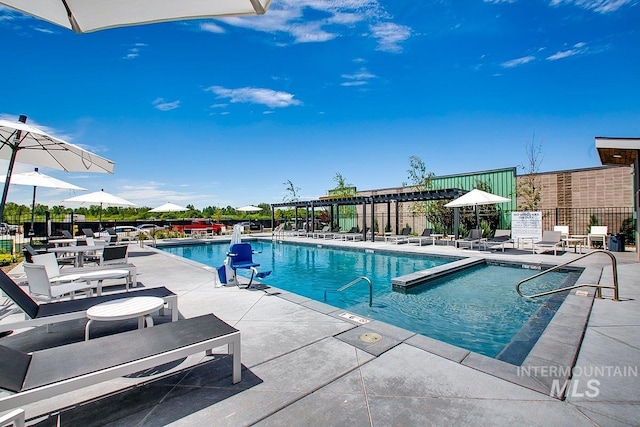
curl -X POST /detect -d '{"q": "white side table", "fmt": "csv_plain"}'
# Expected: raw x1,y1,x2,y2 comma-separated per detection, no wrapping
85,296,165,340
77,269,131,296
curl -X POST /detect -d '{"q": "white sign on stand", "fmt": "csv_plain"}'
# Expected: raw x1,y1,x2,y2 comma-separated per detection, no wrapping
511,212,542,248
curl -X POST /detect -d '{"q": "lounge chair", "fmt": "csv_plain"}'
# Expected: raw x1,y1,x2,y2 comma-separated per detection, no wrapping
61,230,74,238
534,230,564,255
308,225,330,239
0,313,241,413
333,226,358,240
482,229,513,252
384,226,411,244
339,227,368,241
317,226,340,239
0,269,178,334
587,226,608,249
82,228,96,238
455,229,482,249
407,228,434,246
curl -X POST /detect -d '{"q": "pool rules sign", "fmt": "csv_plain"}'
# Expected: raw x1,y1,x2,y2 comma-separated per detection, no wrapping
511,211,542,242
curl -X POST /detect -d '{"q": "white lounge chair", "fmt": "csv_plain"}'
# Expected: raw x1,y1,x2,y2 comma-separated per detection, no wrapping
0,314,241,414
534,231,564,255
0,269,178,334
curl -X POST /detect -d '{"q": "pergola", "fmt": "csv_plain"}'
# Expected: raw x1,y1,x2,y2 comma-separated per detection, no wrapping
271,188,466,241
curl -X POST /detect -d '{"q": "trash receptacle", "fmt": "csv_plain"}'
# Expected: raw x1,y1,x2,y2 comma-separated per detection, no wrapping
607,234,625,252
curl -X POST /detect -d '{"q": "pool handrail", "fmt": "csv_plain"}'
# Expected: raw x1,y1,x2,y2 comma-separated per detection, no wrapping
324,276,372,307
516,250,619,301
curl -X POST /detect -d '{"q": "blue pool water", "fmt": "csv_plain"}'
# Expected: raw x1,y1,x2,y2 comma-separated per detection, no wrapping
160,241,569,358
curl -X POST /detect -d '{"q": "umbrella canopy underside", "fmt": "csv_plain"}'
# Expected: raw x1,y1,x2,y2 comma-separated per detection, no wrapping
0,119,114,174
0,0,272,33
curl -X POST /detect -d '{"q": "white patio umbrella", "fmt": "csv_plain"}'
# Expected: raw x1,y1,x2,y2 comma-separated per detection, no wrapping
0,0,271,34
63,189,135,228
237,205,261,230
444,189,511,228
0,167,86,237
149,202,188,213
149,202,189,229
0,115,115,220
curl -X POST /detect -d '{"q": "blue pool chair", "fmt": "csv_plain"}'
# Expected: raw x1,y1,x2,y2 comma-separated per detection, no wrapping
227,243,270,287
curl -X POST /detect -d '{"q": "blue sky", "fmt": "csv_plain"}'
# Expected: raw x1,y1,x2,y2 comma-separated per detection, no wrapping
0,0,638,210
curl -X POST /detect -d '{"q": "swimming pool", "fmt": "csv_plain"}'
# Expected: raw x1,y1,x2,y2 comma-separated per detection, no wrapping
160,240,571,359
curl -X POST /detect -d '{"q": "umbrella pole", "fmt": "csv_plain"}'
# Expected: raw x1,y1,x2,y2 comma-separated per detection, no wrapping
0,115,27,222
29,185,37,239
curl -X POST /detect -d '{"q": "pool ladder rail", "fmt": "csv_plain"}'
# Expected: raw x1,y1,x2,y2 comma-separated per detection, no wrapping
516,250,619,301
324,276,373,307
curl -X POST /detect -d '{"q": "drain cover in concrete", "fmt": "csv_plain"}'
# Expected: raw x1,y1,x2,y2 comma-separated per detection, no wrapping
359,332,382,343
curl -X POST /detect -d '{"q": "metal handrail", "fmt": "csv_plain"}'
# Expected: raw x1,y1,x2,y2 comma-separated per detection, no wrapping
516,250,619,301
324,276,373,307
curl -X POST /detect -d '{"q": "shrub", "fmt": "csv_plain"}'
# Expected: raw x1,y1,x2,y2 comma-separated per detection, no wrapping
620,217,636,245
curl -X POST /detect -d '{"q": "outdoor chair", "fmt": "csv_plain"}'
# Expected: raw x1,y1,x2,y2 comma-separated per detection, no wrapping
481,229,513,252
332,227,358,239
455,229,482,249
61,230,74,238
32,250,137,290
23,263,92,302
588,226,608,249
0,314,241,414
317,225,340,239
534,231,564,255
553,225,569,239
82,228,96,238
227,243,270,287
384,226,411,244
0,269,178,334
407,228,434,246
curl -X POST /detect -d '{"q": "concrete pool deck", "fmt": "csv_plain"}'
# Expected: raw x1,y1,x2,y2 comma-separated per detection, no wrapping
1,235,638,426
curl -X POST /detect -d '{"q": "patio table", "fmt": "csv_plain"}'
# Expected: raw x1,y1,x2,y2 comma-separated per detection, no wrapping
47,245,102,267
84,296,165,340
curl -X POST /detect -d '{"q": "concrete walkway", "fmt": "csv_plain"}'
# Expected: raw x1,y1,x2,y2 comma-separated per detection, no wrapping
1,237,638,426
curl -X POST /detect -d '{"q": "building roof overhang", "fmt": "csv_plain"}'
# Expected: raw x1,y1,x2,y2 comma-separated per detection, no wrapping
595,137,640,166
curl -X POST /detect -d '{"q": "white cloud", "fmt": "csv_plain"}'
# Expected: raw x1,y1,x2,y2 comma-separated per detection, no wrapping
200,22,225,33
546,41,588,61
123,43,147,60
205,86,302,108
549,0,632,13
370,22,412,53
341,68,377,86
501,55,536,68
152,98,181,111
212,0,409,52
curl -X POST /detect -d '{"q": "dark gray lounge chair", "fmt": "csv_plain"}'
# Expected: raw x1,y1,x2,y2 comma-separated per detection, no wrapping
384,226,411,244
0,313,241,413
0,269,177,334
455,229,482,249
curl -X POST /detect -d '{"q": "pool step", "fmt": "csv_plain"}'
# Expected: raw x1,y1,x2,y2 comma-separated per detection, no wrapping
391,257,485,292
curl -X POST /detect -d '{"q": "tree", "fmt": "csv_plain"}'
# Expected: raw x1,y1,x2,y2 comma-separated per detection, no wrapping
332,173,354,197
404,155,434,216
517,134,543,211
283,179,300,203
